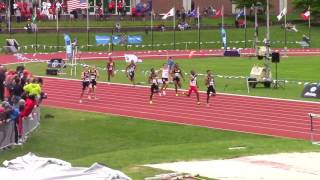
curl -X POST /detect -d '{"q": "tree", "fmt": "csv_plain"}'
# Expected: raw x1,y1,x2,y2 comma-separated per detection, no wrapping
292,0,320,18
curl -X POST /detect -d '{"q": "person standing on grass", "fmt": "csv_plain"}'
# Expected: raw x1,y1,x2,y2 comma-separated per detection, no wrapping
205,70,216,106
79,66,91,103
148,68,160,104
167,56,174,82
172,64,184,96
106,57,115,82
186,70,200,105
160,63,170,96
126,60,137,86
89,65,99,100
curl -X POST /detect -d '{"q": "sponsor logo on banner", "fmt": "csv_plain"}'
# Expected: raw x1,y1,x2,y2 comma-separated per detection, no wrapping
128,35,143,44
95,35,111,45
301,83,320,98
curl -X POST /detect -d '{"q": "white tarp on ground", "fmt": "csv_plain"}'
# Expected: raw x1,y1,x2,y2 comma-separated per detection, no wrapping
146,152,320,180
0,152,131,180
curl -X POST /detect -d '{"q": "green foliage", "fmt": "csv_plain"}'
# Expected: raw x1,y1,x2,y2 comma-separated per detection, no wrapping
6,57,320,102
292,0,320,17
0,107,319,179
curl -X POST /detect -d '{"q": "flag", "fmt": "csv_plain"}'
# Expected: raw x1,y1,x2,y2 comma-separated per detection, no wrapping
236,9,244,20
188,8,197,17
277,8,287,21
67,0,87,13
300,10,310,20
214,9,222,18
161,8,175,20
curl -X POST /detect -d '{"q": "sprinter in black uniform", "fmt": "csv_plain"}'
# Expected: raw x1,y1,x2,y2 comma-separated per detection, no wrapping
126,60,137,86
89,65,99,99
149,68,159,104
172,64,184,96
205,70,216,106
80,66,91,103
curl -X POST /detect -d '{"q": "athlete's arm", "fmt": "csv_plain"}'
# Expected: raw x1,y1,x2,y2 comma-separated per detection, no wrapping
204,76,208,86
96,70,100,79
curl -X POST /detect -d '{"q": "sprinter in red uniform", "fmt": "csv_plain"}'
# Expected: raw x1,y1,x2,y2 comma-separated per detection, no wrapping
187,70,200,105
106,57,115,82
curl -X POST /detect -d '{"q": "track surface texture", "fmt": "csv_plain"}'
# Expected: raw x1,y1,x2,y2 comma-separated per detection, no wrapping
42,77,320,141
2,48,320,64
1,48,320,140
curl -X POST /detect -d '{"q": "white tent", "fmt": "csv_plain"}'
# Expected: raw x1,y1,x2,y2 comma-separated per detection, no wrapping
0,152,131,180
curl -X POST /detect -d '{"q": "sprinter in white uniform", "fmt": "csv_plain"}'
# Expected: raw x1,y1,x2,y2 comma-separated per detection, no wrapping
160,63,169,96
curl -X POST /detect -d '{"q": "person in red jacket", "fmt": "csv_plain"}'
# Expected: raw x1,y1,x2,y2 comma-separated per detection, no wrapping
17,94,36,143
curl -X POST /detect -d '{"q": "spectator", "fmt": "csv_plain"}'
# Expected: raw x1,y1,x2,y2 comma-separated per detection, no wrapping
24,18,33,33
15,8,22,23
23,78,41,98
11,77,24,105
17,94,36,143
117,0,123,15
115,23,121,32
0,66,6,101
2,101,19,144
109,0,115,14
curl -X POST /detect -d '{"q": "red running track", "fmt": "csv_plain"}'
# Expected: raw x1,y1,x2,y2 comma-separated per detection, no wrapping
42,77,320,141
2,48,320,65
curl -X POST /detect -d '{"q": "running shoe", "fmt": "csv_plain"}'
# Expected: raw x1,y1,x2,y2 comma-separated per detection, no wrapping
176,93,179,96
79,99,83,103
197,102,201,105
149,101,153,104
163,91,166,96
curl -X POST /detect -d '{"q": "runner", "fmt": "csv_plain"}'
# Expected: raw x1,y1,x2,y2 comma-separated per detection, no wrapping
172,64,184,96
148,68,159,104
126,60,136,86
205,70,216,106
89,65,100,99
106,57,115,82
79,65,91,103
160,63,170,96
186,70,200,105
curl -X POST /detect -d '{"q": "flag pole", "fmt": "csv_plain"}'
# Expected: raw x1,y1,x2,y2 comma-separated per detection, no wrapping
308,6,311,47
284,13,287,56
221,5,224,28
151,8,154,50
173,7,176,49
56,7,59,51
244,7,247,48
8,0,11,37
254,5,258,56
197,6,200,50
87,1,90,50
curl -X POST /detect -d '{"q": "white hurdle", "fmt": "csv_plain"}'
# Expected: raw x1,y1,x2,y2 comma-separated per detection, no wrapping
308,113,320,145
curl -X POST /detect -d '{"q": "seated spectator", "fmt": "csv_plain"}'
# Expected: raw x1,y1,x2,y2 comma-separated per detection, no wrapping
158,24,165,32
115,23,121,32
24,19,32,33
178,23,185,31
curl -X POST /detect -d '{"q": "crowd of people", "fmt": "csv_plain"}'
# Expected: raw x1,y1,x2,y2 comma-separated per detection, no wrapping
0,65,46,145
79,57,216,106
